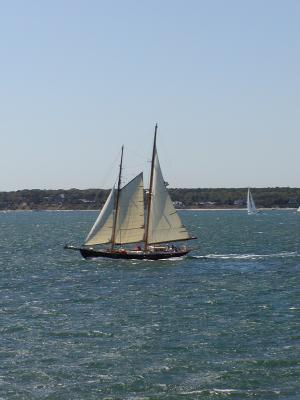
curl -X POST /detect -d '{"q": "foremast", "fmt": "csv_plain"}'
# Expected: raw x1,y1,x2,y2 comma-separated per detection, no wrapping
144,123,157,251
111,145,124,250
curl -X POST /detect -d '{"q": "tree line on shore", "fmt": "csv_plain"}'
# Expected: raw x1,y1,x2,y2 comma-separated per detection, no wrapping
0,187,300,210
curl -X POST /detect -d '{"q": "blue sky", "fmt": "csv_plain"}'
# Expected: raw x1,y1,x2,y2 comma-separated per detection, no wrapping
1,0,299,190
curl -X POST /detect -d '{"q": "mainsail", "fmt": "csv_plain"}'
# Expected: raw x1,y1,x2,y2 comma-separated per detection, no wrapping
146,149,191,244
247,188,257,214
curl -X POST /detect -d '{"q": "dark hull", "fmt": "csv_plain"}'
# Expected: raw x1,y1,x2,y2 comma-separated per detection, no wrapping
79,248,189,260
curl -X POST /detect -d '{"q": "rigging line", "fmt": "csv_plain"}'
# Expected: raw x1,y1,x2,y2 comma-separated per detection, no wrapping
121,159,148,183
157,127,177,188
90,148,122,208
97,148,124,190
119,135,153,187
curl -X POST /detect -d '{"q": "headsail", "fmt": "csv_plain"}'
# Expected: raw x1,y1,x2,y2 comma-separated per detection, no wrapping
146,149,191,244
247,188,257,214
84,187,116,245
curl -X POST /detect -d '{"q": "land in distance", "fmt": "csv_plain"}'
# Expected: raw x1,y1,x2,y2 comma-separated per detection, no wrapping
0,187,300,211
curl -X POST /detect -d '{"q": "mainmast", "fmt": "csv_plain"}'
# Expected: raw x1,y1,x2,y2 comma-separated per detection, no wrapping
111,145,124,250
144,123,158,251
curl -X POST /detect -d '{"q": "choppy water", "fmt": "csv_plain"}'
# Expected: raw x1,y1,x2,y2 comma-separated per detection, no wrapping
0,210,299,399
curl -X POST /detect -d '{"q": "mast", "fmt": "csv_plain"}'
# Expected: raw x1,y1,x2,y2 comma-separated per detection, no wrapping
144,123,158,250
111,145,124,250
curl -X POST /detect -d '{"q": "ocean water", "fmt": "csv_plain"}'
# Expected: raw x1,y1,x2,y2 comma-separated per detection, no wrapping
0,210,299,399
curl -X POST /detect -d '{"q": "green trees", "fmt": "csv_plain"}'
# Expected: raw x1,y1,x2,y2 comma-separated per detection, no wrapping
0,187,299,210
168,187,300,208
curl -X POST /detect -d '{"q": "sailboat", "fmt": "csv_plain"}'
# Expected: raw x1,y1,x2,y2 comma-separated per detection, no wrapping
247,187,258,215
65,124,196,260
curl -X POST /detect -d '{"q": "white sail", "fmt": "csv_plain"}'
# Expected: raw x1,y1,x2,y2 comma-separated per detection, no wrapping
84,188,116,245
147,150,191,244
114,173,145,244
297,206,300,212
247,188,257,214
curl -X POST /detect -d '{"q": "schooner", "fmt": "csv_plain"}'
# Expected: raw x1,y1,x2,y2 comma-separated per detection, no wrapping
65,124,196,260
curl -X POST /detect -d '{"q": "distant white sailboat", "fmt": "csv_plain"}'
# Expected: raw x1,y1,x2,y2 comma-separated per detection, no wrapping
247,188,257,215
297,206,300,212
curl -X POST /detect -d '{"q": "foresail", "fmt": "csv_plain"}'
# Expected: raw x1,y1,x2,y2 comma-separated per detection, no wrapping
84,188,116,245
147,151,191,244
114,173,145,244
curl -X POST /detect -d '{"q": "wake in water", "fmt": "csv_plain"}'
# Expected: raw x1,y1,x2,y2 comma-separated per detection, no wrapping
191,251,298,260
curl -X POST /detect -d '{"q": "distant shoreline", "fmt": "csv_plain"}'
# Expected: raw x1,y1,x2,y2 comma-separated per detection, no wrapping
1,187,299,211
181,207,297,211
0,208,297,212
